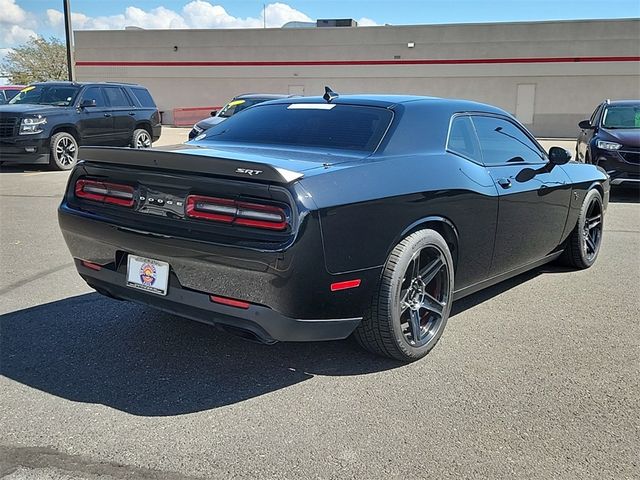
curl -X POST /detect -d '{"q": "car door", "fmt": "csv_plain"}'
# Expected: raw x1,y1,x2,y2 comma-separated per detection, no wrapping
471,114,572,276
103,86,136,145
76,86,113,145
577,104,602,162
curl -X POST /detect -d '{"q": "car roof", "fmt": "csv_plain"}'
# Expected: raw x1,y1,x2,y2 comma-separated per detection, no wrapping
28,81,146,88
266,94,508,115
605,99,640,106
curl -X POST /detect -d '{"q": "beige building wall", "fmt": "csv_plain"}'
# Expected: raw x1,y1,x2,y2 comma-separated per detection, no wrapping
75,18,640,137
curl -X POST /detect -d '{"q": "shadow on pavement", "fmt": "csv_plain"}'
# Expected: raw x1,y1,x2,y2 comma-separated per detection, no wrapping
0,293,403,416
0,261,565,416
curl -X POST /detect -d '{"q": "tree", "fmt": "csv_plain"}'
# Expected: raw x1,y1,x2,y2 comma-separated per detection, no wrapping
1,37,68,85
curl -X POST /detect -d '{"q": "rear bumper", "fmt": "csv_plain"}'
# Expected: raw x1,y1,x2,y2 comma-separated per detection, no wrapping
59,197,380,328
152,124,162,142
76,259,361,342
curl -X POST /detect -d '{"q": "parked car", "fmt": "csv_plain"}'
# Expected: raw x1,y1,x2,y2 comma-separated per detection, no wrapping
0,85,24,104
576,99,640,186
59,89,609,362
0,81,161,170
188,94,294,140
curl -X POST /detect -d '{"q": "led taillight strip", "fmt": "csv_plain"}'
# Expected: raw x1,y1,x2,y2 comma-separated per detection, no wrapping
75,179,135,207
186,195,288,231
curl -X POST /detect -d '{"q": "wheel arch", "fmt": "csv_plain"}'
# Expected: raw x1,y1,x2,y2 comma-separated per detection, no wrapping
50,124,80,142
393,216,460,271
134,121,152,135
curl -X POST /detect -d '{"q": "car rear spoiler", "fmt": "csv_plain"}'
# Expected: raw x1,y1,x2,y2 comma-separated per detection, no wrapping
77,146,305,184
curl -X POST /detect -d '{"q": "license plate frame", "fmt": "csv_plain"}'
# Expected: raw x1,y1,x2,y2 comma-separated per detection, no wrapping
126,255,170,296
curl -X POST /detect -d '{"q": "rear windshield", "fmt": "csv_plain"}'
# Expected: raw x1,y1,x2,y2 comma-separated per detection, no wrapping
199,103,393,152
9,84,80,106
601,105,640,129
130,87,156,108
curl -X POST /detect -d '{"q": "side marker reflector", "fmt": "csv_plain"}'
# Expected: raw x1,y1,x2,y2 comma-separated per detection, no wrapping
81,260,103,271
210,295,251,309
330,279,361,292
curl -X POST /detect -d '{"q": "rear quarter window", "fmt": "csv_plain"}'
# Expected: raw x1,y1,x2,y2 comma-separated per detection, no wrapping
447,115,481,162
130,88,157,108
201,103,393,152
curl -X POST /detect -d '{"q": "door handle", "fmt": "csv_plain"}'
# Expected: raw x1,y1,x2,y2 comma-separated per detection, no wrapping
129,112,136,116
497,178,512,189
103,113,112,117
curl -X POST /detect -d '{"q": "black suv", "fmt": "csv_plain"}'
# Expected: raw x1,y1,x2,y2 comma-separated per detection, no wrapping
576,99,640,187
0,81,161,170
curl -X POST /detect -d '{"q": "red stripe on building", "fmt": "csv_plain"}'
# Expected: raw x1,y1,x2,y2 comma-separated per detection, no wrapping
75,56,640,68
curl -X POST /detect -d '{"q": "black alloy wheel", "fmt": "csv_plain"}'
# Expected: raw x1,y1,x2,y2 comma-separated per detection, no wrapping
582,193,603,263
354,229,454,362
560,188,604,269
399,246,450,348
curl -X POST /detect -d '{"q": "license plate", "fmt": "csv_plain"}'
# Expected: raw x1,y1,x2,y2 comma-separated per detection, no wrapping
126,255,170,296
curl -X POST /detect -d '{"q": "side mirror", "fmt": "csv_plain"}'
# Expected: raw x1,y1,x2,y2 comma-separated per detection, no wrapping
210,110,218,117
80,99,96,108
578,120,593,130
548,146,572,165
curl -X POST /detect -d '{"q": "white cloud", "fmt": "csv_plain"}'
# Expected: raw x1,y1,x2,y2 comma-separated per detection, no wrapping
182,1,258,28
0,0,27,25
357,17,379,27
44,1,314,31
262,3,312,28
47,7,189,31
2,24,37,45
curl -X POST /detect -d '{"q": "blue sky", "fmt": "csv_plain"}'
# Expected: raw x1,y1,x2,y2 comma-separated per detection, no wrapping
2,0,639,52
16,0,640,27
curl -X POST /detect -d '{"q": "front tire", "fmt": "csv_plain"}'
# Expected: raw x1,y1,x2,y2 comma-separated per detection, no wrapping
49,132,78,170
131,128,152,148
560,189,604,269
354,229,454,362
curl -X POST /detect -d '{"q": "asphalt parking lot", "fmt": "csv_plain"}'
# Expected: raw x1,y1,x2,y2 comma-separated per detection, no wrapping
1,131,639,479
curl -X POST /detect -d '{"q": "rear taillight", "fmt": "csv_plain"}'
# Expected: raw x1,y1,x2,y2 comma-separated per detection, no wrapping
186,195,288,231
75,179,134,207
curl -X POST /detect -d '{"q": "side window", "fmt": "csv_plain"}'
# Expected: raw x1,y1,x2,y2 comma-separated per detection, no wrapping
447,115,481,162
81,87,106,107
130,88,156,108
103,87,131,107
471,116,545,165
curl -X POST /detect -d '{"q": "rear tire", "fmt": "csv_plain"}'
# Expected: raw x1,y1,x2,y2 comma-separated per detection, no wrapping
354,229,454,362
131,128,152,148
49,132,78,170
559,189,604,269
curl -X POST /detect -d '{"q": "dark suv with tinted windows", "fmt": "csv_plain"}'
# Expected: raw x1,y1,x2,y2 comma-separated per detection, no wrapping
0,81,161,170
576,99,640,186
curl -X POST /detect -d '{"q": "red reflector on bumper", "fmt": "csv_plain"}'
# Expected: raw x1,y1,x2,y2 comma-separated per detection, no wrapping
330,279,361,292
81,260,103,271
210,295,251,309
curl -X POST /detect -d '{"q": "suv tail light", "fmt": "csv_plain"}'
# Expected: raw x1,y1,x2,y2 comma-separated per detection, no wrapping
186,195,287,231
75,179,135,207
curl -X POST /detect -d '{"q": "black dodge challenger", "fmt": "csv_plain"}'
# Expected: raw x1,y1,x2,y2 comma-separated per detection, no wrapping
59,91,609,361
